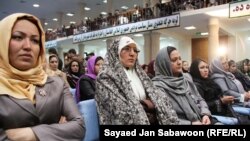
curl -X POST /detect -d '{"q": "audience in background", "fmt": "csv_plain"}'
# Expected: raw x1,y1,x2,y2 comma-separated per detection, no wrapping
48,47,63,70
190,59,238,124
182,60,189,73
228,60,250,91
47,54,69,86
76,56,104,102
66,59,83,89
210,56,250,107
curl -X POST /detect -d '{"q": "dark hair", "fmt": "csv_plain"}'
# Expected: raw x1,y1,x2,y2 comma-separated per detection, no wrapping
68,49,76,54
49,54,58,62
95,56,104,64
17,16,42,48
141,64,148,70
228,60,235,67
167,46,176,56
48,47,58,55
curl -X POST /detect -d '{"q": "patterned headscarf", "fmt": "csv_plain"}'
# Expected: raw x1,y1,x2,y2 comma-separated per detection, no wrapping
95,36,179,125
0,13,47,103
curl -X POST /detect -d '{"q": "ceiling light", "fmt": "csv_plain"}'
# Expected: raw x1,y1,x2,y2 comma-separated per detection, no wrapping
201,32,209,36
44,22,48,25
121,6,128,9
66,13,74,16
101,12,107,15
103,0,107,3
53,18,58,21
160,37,167,40
84,7,91,11
47,28,53,31
184,26,196,30
70,21,76,24
134,34,143,37
33,4,40,7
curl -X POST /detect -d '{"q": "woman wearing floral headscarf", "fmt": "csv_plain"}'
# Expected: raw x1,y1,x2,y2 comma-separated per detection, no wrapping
95,36,178,125
0,13,84,140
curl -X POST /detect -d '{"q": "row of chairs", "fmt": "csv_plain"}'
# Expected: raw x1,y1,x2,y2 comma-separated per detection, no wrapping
69,88,250,140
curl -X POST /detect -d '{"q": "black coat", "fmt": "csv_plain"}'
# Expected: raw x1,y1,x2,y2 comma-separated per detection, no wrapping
79,75,96,101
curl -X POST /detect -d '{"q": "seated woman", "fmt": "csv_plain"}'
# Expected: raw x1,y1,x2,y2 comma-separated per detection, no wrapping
0,13,84,140
182,60,189,73
95,36,179,125
46,54,69,86
189,59,238,124
228,60,250,91
152,46,215,125
66,59,83,89
210,56,250,107
75,56,104,102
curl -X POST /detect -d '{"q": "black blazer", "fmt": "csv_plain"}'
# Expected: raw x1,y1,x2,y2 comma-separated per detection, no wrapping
0,76,85,141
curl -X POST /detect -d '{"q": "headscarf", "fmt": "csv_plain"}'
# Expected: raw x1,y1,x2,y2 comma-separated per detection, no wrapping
95,36,179,125
0,13,47,103
210,57,245,94
85,55,98,80
210,56,235,79
189,58,211,81
68,59,82,77
153,47,209,122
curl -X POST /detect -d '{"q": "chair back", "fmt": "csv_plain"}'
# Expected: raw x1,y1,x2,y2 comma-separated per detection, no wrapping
78,99,99,141
69,88,77,103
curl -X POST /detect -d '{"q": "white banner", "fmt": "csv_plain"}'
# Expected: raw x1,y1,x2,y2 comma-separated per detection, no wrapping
229,0,250,18
73,14,180,43
45,40,57,48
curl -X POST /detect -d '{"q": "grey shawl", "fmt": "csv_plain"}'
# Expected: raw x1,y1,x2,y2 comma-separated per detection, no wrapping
210,57,245,94
95,36,179,125
152,47,211,124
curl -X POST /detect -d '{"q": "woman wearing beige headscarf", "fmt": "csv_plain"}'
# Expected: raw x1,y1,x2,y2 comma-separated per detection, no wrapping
0,13,84,141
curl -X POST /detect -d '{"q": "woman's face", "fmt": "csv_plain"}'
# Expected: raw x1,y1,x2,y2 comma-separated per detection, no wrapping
49,56,58,71
182,61,189,72
94,59,104,75
198,61,209,79
71,61,79,73
220,57,229,72
169,50,182,77
243,62,248,73
120,44,138,68
229,62,237,73
9,19,40,71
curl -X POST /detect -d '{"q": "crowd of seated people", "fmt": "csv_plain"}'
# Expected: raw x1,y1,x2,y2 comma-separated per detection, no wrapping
45,0,234,41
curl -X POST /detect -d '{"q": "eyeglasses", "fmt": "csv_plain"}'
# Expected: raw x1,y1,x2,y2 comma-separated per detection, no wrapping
122,46,140,54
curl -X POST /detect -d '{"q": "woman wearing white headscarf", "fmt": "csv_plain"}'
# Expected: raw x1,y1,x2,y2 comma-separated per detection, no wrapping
0,13,84,140
95,36,179,125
